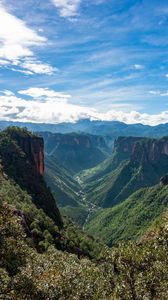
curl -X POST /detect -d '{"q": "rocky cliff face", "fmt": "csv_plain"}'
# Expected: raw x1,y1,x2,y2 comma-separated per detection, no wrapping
114,136,144,155
131,137,168,163
39,131,109,174
0,128,63,228
114,136,168,164
10,131,44,176
40,132,108,153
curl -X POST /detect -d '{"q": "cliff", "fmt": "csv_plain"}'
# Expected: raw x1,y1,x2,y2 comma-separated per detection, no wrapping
114,136,145,155
131,137,168,163
9,130,44,176
113,136,168,164
40,132,108,152
83,135,168,208
40,131,110,174
0,127,63,228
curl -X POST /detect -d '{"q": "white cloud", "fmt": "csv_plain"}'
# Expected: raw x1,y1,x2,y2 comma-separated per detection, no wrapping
133,64,145,70
149,90,168,96
20,59,57,75
19,87,71,100
0,3,54,74
51,0,81,17
0,87,168,125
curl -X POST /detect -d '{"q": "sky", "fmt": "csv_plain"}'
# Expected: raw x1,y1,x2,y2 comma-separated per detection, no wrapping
0,0,168,125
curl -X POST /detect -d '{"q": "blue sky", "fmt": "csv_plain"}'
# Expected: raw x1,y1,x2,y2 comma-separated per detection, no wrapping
0,0,168,125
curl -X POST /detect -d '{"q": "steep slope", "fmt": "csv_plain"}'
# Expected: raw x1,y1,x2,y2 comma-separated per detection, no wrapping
0,127,63,227
0,127,106,258
81,136,168,208
44,155,81,207
1,175,168,299
80,136,144,183
40,131,110,174
85,182,168,246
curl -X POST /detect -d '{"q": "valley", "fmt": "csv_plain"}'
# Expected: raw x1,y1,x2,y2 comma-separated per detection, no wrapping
40,131,168,247
1,125,168,299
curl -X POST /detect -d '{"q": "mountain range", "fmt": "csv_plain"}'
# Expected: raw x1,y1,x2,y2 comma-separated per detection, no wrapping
1,118,168,139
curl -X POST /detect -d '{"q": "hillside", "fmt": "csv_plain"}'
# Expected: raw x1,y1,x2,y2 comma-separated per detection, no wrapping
0,126,63,227
1,127,168,299
80,136,168,208
44,155,81,207
0,127,105,258
85,183,168,246
44,155,89,225
1,175,168,299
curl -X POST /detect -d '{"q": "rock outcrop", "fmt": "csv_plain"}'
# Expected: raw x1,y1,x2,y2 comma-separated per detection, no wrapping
40,131,109,174
9,130,44,176
114,136,168,164
160,175,168,186
40,132,107,152
0,127,63,228
114,136,144,155
131,137,168,163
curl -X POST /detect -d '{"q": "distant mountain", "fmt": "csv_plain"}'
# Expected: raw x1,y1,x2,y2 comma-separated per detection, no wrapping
40,131,110,174
1,119,168,140
80,136,168,208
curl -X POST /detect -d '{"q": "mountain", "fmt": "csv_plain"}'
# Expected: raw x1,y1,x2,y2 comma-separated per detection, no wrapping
0,127,106,258
80,136,168,208
0,126,63,227
40,131,110,174
2,119,168,139
85,182,168,246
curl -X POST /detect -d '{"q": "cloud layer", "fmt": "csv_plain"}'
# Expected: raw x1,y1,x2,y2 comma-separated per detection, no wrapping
0,87,168,126
0,3,54,74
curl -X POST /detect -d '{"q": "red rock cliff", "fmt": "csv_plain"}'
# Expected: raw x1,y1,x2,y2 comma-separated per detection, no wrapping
10,131,44,176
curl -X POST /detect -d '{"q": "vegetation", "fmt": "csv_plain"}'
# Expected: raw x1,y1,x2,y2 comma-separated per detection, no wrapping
79,137,168,208
1,127,168,299
44,155,81,207
1,189,168,299
85,184,168,246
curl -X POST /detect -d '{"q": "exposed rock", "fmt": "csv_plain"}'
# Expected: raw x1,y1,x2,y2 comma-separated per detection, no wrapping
13,208,31,236
40,132,107,152
40,131,109,174
131,137,168,163
160,175,168,186
0,128,63,228
9,130,44,176
114,136,145,155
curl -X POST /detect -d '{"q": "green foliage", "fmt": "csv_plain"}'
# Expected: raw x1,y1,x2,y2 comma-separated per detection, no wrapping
1,127,168,299
61,206,88,226
79,136,168,208
85,184,168,246
44,155,81,207
1,196,168,299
